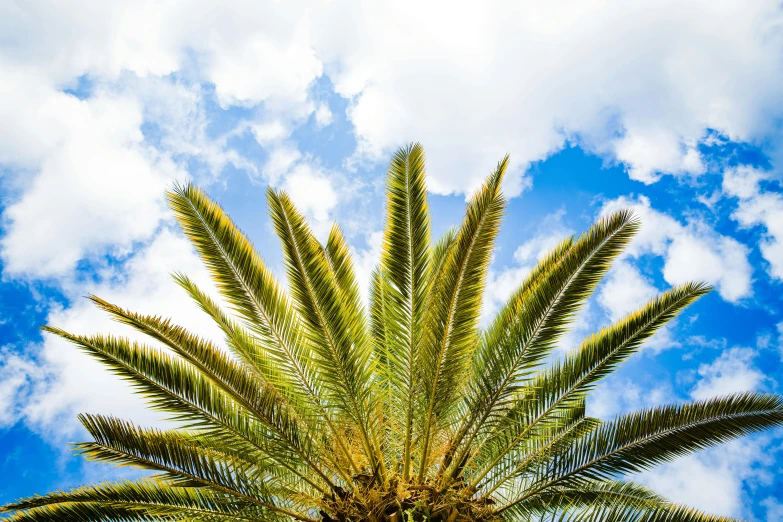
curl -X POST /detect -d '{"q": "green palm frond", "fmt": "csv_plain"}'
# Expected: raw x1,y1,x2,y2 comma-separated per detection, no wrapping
4,144,781,522
44,327,332,493
465,281,711,494
417,156,508,479
532,392,783,490
0,479,295,522
267,188,382,479
377,143,432,480
167,184,306,387
506,480,741,522
325,223,366,332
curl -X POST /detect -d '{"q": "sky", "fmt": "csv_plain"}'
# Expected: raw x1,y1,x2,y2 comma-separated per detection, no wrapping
0,1,782,520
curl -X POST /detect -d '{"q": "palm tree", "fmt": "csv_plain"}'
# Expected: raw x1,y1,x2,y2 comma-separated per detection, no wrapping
3,143,782,522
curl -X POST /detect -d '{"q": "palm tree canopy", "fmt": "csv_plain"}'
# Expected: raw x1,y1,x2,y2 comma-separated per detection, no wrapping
3,143,782,522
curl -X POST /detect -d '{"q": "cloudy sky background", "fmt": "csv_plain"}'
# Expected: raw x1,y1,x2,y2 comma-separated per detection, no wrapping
1,1,783,519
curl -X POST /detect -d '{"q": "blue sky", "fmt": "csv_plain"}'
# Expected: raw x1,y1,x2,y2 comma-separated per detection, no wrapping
1,1,783,520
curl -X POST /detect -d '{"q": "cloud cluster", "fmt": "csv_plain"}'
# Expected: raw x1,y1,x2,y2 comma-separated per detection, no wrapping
722,166,783,281
0,70,185,278
2,0,781,282
3,0,783,200
317,0,783,192
690,346,766,400
601,195,752,302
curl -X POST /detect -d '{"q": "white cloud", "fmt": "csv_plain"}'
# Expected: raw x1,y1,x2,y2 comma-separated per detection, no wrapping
763,497,783,522
0,2,333,280
690,346,766,400
0,66,186,278
282,163,339,239
350,230,384,305
0,350,37,427
132,78,258,180
723,166,783,281
315,0,783,194
596,260,679,352
601,195,753,302
314,103,333,127
3,0,780,202
1,1,781,286
0,229,222,438
0,1,324,112
252,120,291,144
258,143,349,242
613,130,705,184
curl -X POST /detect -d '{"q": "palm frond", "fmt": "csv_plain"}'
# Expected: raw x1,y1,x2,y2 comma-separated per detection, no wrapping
0,478,299,522
43,327,334,492
75,415,288,502
325,223,366,332
167,184,314,418
417,156,509,479
504,480,741,522
441,237,575,478
458,210,639,488
512,392,783,505
267,189,382,478
377,143,432,481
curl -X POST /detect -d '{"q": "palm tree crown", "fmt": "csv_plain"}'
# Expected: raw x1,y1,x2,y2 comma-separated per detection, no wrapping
3,144,782,522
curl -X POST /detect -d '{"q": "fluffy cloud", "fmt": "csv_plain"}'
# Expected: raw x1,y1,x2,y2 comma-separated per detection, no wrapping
601,195,752,302
258,142,351,241
690,346,766,401
762,497,783,522
0,67,185,278
3,0,782,201
2,0,782,284
282,164,339,226
598,260,658,322
316,0,783,193
0,1,330,279
350,230,384,306
0,1,323,110
723,166,783,281
596,260,680,352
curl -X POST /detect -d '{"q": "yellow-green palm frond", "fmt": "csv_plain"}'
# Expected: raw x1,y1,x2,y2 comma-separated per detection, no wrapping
0,478,299,522
532,392,783,491
267,188,382,478
417,156,509,479
505,480,741,522
167,184,304,375
376,143,432,481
